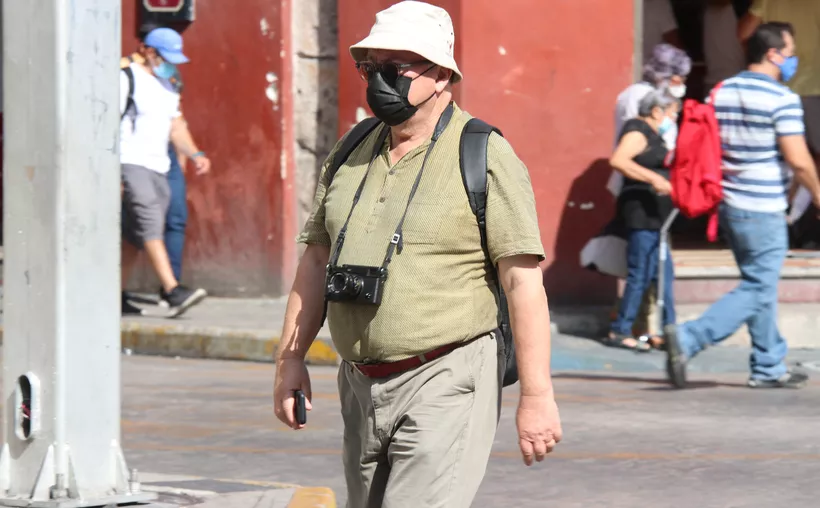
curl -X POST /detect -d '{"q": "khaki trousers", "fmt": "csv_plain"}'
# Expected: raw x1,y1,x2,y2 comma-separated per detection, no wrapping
338,333,501,508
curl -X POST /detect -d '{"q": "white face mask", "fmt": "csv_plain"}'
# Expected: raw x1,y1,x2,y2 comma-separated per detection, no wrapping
667,84,687,99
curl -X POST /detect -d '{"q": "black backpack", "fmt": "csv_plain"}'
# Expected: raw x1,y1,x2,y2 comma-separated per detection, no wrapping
121,66,137,124
326,117,518,387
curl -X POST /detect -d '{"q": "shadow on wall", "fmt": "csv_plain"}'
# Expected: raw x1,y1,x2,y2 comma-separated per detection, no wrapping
543,158,620,307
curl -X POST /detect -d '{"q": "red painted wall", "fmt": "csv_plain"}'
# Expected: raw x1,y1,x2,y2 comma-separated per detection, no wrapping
122,0,297,296
337,0,634,305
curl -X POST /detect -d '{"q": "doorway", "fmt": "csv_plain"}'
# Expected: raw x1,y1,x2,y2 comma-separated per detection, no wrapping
642,0,753,250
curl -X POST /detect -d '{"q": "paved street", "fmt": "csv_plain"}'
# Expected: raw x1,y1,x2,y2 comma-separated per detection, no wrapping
117,355,820,508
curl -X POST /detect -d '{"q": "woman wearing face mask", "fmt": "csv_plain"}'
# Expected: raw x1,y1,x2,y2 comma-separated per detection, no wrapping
611,44,692,197
603,90,678,351
598,43,690,343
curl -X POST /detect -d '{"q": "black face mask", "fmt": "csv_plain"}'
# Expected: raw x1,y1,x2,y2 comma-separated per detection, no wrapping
366,67,436,126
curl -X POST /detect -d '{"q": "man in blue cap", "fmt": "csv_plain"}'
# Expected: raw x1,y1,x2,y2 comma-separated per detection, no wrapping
121,23,209,309
120,27,209,318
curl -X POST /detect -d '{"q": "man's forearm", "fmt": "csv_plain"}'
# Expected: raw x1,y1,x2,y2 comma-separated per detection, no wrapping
170,117,200,158
499,257,553,396
793,165,820,199
276,244,330,363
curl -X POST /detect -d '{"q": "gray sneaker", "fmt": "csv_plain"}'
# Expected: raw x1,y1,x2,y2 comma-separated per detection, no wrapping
748,371,808,389
165,285,207,318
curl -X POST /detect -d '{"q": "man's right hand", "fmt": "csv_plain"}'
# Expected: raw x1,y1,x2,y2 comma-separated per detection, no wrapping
273,357,313,430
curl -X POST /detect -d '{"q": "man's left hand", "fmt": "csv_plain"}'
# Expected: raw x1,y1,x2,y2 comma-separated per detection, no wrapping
516,393,562,466
193,154,211,175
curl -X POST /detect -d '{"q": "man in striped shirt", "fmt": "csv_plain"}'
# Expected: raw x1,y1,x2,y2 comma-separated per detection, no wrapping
666,23,820,389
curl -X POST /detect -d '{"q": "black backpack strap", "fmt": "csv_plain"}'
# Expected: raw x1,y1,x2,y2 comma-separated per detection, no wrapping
460,118,519,387
319,116,383,328
327,117,382,184
121,67,136,122
459,118,502,255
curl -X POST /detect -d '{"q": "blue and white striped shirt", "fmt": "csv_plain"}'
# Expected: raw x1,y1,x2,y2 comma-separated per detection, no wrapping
711,71,805,212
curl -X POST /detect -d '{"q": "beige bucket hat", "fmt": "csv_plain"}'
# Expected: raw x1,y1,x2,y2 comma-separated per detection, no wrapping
350,1,463,83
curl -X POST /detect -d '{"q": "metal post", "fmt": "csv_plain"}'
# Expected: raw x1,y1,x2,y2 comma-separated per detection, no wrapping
0,1,155,506
656,208,679,335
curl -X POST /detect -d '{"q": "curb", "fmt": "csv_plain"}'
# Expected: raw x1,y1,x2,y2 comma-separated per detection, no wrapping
288,487,337,508
4,311,819,373
551,304,820,350
139,474,336,507
0,324,340,366
0,321,557,367
120,322,339,365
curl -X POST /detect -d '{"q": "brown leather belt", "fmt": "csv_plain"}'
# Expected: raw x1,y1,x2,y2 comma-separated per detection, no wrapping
353,335,483,379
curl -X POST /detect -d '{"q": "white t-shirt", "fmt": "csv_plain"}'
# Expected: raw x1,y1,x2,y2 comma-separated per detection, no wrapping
119,63,180,174
643,0,678,63
614,82,655,148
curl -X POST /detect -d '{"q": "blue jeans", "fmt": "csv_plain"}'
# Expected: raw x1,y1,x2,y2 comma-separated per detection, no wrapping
611,229,676,335
678,204,788,380
165,145,188,282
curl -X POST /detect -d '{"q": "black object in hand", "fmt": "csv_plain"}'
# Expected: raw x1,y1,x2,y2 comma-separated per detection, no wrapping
294,390,307,425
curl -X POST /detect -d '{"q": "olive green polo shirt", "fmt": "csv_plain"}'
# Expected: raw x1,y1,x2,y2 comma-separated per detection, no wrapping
297,103,545,363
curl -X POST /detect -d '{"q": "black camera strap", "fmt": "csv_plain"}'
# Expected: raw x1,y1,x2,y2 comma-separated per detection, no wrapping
328,102,455,270
328,126,391,269
380,102,454,269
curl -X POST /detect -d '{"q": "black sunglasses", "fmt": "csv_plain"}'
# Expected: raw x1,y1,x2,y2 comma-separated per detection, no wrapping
355,60,432,84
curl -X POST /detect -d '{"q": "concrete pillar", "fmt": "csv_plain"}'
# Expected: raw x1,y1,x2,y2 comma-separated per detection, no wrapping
0,0,154,504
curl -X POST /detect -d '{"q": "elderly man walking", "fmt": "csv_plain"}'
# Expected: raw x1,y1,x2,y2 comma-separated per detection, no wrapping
272,2,561,507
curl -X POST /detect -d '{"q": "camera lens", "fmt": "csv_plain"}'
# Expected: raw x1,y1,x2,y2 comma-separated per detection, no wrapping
330,272,362,296
330,273,348,292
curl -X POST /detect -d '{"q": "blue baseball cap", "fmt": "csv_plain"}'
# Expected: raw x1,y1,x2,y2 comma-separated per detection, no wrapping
144,28,189,64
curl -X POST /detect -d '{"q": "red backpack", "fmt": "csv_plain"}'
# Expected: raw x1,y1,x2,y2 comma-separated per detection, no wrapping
669,84,724,241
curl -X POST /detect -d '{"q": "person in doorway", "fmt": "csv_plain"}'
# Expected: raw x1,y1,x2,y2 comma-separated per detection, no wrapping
120,27,209,317
605,91,678,351
272,2,561,507
665,23,820,389
739,0,820,247
121,24,209,307
703,0,746,91
642,0,682,65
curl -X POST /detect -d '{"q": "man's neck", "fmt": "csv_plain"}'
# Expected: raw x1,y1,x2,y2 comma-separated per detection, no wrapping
747,63,780,81
389,95,452,151
136,59,154,75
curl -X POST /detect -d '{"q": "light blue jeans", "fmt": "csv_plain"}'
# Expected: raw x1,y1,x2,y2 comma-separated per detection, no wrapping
678,204,788,380
611,229,676,335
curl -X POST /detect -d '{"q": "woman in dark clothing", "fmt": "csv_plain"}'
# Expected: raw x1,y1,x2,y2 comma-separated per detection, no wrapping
604,90,678,351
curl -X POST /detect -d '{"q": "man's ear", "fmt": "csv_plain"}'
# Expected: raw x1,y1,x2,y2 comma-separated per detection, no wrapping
436,67,453,91
766,47,781,64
